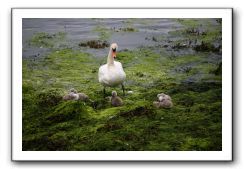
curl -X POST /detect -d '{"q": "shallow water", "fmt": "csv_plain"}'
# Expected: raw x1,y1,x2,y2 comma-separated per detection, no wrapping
23,18,183,57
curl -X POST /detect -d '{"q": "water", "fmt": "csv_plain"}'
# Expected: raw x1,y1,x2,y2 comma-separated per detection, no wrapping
22,18,183,57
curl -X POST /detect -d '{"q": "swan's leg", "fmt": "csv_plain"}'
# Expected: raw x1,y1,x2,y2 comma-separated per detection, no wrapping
103,87,106,97
122,84,125,96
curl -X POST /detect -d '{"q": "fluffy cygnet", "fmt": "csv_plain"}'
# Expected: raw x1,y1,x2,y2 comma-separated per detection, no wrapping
63,89,88,101
77,93,89,101
153,93,173,108
111,91,123,107
63,92,79,100
153,100,173,108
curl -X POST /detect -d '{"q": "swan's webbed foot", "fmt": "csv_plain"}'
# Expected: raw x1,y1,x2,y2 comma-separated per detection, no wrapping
122,84,125,96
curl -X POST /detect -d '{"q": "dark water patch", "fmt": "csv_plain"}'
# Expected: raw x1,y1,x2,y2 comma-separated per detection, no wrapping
193,41,221,53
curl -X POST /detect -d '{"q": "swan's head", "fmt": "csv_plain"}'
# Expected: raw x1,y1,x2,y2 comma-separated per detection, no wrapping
111,90,117,97
110,43,118,58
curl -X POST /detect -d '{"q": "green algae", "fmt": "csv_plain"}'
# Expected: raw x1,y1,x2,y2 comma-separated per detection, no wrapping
22,48,222,151
28,32,66,48
93,25,111,40
168,18,222,54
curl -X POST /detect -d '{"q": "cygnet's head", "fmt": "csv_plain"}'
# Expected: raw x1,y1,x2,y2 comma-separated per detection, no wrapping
157,93,166,98
69,88,77,94
111,91,117,97
157,93,167,102
158,96,165,102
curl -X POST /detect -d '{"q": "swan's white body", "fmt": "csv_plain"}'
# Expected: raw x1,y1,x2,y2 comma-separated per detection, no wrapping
99,61,126,87
98,43,126,87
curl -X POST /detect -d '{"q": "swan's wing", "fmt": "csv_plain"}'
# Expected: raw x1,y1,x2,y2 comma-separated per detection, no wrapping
114,61,126,78
114,61,123,68
98,64,109,85
98,65,105,82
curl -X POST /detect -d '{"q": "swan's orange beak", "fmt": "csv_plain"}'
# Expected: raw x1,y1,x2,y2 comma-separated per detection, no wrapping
112,51,116,58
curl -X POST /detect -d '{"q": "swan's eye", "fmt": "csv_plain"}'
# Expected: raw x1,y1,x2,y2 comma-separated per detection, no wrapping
112,48,116,52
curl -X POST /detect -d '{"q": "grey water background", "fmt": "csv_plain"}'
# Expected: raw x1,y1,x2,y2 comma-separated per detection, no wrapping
22,18,183,57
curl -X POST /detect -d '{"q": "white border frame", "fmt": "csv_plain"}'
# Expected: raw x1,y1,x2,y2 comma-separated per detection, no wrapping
12,8,232,161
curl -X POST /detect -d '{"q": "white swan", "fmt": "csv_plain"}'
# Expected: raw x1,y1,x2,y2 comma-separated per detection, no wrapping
98,43,126,95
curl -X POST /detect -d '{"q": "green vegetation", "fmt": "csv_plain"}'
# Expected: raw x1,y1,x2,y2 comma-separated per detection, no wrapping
92,19,138,41
168,19,222,53
93,25,111,40
23,19,222,151
28,32,66,48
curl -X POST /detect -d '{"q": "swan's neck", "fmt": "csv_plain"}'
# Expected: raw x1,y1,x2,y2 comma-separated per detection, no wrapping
107,50,114,65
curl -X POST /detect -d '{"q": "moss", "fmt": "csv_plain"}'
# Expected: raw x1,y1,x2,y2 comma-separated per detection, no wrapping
44,101,92,125
37,88,63,108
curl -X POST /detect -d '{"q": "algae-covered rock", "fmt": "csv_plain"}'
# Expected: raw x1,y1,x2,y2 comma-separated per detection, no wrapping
119,106,156,119
45,101,93,125
79,40,109,49
37,88,63,108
